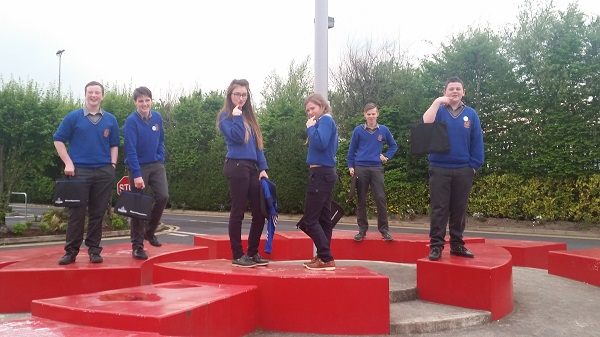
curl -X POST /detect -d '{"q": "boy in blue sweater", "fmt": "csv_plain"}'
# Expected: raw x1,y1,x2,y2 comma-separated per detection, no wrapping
53,81,120,265
123,87,169,260
422,76,484,261
347,103,398,242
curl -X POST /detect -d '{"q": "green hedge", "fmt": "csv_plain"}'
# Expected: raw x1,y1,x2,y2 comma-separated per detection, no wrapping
469,174,600,223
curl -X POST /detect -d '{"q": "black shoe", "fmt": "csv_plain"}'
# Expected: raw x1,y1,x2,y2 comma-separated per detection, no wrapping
354,232,366,242
428,246,443,261
381,232,393,241
132,248,148,260
450,245,475,258
232,254,257,268
145,234,162,247
58,253,76,265
249,253,269,266
89,253,104,263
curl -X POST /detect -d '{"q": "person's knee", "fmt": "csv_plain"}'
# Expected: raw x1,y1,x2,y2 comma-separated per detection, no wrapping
155,192,169,205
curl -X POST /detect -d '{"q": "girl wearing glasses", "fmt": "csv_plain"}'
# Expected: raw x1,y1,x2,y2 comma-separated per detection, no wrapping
216,79,269,268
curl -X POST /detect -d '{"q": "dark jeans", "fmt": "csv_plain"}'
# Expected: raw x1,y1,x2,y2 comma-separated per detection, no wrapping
224,158,265,260
65,165,115,256
303,167,338,263
355,165,388,234
129,162,169,250
428,166,474,248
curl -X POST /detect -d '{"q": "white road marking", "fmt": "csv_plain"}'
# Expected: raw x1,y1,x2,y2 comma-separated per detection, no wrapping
166,233,189,237
170,231,205,236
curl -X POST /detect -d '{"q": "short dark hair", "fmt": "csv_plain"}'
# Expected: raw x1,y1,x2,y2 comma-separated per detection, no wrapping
133,86,153,100
85,81,104,95
444,76,464,90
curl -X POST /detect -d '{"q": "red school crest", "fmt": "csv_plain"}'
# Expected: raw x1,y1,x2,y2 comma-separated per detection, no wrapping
152,123,159,131
463,116,471,129
377,135,383,142
103,129,110,137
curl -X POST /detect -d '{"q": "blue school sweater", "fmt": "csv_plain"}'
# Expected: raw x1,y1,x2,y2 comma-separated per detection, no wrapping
218,112,268,171
347,124,398,167
123,110,165,178
53,108,120,168
428,105,484,170
306,114,338,167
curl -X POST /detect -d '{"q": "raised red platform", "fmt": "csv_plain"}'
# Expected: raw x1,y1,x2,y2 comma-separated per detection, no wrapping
153,259,390,335
194,230,485,264
5,231,566,336
32,280,258,337
416,243,514,320
0,317,162,336
194,232,314,261
548,248,600,287
0,246,59,268
487,239,567,269
0,244,208,313
194,234,231,259
331,231,485,263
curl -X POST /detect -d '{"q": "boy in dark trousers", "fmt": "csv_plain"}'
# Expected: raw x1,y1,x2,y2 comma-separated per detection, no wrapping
347,103,398,242
422,77,484,261
123,87,169,260
53,81,119,265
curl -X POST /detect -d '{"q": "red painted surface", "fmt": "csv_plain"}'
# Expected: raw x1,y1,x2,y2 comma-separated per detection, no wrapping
417,243,514,320
3,233,555,335
139,245,209,285
0,246,60,269
194,234,231,259
194,232,315,261
330,231,485,263
194,231,486,264
153,259,390,335
487,239,567,269
0,244,208,313
31,280,258,337
548,248,600,287
245,231,314,261
0,317,162,336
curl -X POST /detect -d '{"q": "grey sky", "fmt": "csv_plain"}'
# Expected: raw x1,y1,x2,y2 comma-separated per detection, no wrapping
1,0,598,102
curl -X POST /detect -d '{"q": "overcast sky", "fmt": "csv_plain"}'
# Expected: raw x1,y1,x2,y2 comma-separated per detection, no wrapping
1,0,599,102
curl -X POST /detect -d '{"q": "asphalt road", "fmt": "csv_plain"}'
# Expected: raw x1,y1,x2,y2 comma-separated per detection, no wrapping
4,204,600,251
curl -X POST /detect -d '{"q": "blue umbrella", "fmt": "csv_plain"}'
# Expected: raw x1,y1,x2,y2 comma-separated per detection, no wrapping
260,178,278,254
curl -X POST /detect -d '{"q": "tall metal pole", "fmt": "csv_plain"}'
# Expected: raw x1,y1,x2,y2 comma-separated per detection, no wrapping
315,0,328,100
56,50,65,96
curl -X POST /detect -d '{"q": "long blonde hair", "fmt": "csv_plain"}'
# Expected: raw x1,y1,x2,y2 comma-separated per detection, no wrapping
216,79,264,149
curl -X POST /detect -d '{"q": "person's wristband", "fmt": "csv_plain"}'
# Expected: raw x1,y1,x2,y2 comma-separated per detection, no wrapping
111,163,116,168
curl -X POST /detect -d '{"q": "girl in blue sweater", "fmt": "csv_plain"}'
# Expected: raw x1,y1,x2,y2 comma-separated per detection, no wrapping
217,79,269,268
302,93,339,271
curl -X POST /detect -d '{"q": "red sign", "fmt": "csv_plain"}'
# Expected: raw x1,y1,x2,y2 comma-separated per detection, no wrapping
117,176,130,195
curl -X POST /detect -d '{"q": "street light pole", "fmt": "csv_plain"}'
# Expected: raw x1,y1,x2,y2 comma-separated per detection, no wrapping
56,49,65,96
314,1,334,101
315,0,328,100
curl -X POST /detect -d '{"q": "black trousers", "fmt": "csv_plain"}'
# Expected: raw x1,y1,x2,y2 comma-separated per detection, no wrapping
303,167,338,263
428,166,474,248
129,162,169,250
224,159,265,260
355,165,388,233
65,165,115,256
